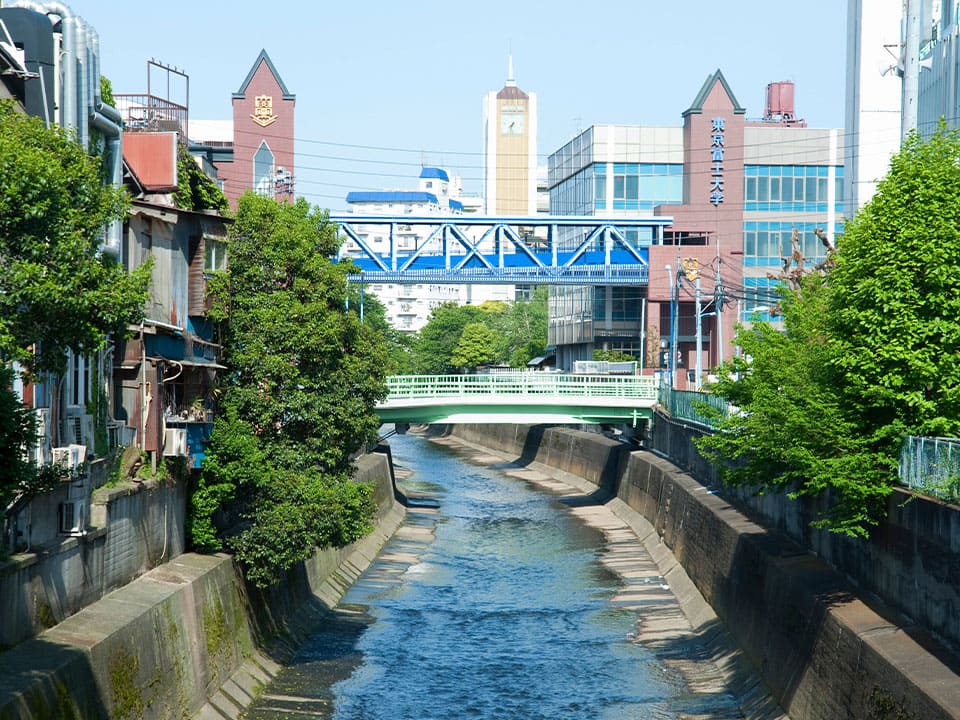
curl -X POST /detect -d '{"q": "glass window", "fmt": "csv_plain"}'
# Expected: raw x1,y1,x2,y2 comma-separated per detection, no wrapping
818,178,828,202
253,141,275,196
745,231,756,256
746,177,757,201
758,177,769,202
781,178,793,202
595,175,606,202
614,176,625,199
805,177,818,203
769,177,780,201
205,238,227,272
625,175,639,199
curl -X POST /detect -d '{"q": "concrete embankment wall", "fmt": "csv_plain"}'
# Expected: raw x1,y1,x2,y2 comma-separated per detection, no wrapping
446,424,960,720
0,450,403,720
649,412,960,656
0,463,186,650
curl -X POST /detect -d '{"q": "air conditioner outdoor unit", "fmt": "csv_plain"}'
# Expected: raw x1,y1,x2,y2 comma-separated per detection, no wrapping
59,500,85,535
64,408,95,449
163,428,188,457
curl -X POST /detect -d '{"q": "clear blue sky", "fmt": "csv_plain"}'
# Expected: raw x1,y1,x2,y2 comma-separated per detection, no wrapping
79,0,847,211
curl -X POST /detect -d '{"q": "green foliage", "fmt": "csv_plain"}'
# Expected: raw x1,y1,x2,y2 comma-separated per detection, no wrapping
0,366,61,512
697,127,960,536
349,289,416,374
412,302,484,373
100,76,115,107
593,349,635,363
0,100,151,375
411,288,548,372
174,144,228,213
451,322,499,369
698,277,894,536
190,193,386,587
828,124,960,439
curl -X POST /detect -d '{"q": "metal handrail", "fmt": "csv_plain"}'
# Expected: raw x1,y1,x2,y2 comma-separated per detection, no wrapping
385,373,659,400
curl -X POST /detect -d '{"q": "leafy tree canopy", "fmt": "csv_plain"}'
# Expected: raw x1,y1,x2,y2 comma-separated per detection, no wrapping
191,193,388,587
412,302,484,374
0,101,151,375
698,126,960,536
410,288,548,373
451,322,499,369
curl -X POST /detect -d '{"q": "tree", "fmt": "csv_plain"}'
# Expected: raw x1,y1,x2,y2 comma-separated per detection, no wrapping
190,193,388,587
451,322,499,369
697,275,894,536
698,127,960,536
496,287,549,367
0,101,151,374
828,125,960,440
412,302,483,374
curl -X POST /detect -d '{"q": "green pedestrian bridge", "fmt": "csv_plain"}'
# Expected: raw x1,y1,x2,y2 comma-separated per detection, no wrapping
376,373,658,426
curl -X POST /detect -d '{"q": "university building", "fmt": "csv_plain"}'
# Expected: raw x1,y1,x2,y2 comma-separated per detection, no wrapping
189,49,295,208
547,70,844,388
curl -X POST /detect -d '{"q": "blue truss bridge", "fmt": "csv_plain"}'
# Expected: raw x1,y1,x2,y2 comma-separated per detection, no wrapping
331,214,673,285
375,373,659,426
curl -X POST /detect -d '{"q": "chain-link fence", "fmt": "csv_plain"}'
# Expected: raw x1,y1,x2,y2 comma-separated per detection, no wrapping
899,436,960,502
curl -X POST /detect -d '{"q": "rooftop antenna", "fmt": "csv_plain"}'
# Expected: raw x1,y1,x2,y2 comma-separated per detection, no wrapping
506,43,516,86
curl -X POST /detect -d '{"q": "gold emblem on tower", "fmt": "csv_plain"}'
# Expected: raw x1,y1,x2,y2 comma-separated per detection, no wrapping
251,95,278,127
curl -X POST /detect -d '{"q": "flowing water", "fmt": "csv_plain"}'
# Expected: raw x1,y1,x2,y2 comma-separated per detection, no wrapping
244,432,747,719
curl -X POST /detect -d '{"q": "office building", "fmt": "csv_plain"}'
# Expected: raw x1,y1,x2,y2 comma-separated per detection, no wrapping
845,0,903,214
547,70,844,388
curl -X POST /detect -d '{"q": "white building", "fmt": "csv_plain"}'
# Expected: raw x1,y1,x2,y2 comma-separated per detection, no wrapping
845,0,903,214
344,167,512,332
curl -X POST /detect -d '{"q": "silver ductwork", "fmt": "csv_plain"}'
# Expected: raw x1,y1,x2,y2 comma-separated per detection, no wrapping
4,1,122,256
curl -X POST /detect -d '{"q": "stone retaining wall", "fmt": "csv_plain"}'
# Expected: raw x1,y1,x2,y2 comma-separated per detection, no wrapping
648,411,960,655
446,424,960,720
0,450,403,720
0,471,185,650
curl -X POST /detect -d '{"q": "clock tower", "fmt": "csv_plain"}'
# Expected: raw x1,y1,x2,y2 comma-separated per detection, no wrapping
483,59,538,215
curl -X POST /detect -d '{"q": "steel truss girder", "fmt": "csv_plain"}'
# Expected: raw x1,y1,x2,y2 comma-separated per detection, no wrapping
330,214,671,285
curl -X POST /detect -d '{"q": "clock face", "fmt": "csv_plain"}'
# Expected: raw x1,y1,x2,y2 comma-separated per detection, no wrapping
500,111,524,135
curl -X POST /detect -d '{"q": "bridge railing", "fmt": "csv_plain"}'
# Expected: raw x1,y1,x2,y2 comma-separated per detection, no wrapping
385,373,659,400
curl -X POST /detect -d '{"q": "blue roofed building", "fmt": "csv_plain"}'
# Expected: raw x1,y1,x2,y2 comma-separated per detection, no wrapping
342,168,508,332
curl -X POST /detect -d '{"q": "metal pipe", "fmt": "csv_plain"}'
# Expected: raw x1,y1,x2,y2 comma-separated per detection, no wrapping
5,1,75,131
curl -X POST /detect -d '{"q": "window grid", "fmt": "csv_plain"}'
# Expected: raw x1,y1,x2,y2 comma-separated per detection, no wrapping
742,221,842,267
744,165,844,212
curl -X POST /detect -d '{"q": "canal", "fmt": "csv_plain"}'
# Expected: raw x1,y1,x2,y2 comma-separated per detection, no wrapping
244,431,750,719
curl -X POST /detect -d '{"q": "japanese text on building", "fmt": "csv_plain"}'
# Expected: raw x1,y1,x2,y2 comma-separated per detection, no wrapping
710,117,724,205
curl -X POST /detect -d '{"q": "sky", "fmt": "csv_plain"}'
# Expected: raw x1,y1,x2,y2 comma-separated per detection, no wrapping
75,0,849,212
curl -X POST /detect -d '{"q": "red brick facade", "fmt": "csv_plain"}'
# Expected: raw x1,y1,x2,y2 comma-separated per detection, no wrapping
216,50,295,209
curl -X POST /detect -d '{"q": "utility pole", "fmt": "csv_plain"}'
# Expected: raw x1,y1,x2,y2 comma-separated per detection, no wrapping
695,278,703,391
902,0,920,141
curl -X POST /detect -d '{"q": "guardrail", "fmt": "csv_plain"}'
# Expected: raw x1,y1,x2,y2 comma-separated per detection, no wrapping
899,435,960,502
657,385,729,428
385,373,659,400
